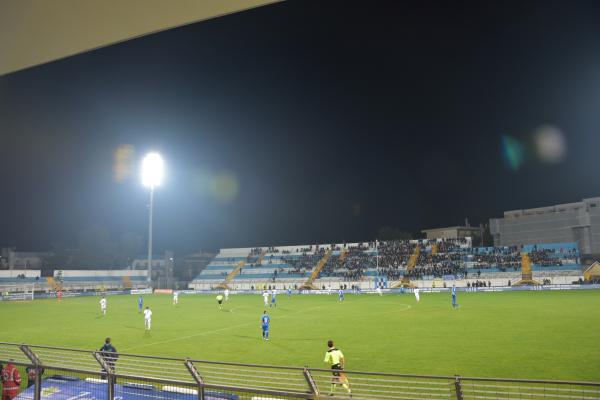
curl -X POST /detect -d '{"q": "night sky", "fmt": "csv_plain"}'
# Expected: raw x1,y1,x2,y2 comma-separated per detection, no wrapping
1,0,600,255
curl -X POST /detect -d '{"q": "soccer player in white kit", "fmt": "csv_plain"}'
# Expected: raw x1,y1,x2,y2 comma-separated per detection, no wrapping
262,291,269,307
414,287,420,302
224,288,229,301
376,287,383,296
327,285,332,295
144,306,152,331
100,296,107,315
173,291,178,305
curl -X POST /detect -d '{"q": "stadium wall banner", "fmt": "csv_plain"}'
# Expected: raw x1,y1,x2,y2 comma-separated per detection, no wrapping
6,284,598,301
185,285,600,296
30,289,131,301
153,289,173,294
131,288,153,295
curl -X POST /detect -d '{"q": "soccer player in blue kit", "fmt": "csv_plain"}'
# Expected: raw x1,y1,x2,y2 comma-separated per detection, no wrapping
451,284,458,308
261,311,270,340
138,295,143,313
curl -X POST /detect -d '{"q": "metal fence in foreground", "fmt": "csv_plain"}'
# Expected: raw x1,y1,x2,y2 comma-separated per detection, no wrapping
0,342,598,400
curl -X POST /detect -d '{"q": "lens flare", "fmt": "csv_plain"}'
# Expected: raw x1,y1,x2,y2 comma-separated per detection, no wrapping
210,171,239,203
501,135,524,171
113,144,134,183
534,125,566,163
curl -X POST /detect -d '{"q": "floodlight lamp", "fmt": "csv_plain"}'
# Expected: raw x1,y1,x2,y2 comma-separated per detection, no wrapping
141,152,164,188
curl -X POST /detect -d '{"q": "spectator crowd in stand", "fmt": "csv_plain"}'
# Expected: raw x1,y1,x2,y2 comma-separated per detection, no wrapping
321,244,375,280
528,246,578,266
281,248,326,275
471,247,521,271
229,240,581,284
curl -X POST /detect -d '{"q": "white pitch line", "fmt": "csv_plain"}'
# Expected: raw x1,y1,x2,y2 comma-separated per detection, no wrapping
369,303,412,315
122,321,256,351
121,304,329,352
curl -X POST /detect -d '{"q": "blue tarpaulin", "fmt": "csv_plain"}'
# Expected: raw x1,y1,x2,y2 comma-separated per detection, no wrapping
16,376,238,400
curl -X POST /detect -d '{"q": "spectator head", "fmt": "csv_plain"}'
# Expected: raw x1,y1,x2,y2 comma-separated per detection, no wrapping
105,337,111,344
327,340,334,348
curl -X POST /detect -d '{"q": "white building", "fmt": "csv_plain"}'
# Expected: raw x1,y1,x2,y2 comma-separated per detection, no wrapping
1,248,51,270
490,197,600,257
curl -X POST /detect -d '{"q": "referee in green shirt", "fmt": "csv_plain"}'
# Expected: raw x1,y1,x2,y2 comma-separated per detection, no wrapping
324,340,351,396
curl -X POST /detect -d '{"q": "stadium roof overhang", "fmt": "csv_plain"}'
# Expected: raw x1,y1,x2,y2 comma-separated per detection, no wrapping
0,0,280,76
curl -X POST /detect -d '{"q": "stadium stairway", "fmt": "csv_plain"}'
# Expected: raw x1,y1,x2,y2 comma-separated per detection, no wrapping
339,249,349,263
431,243,438,255
217,260,246,289
392,245,420,288
584,262,600,281
514,252,541,285
299,249,333,290
256,249,268,265
46,277,61,291
122,276,132,289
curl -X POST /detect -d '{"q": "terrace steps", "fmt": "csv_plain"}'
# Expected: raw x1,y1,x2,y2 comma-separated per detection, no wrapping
216,260,246,289
393,245,420,288
514,253,541,285
584,262,600,281
256,250,268,265
122,275,132,289
300,249,333,290
46,277,61,291
339,249,349,263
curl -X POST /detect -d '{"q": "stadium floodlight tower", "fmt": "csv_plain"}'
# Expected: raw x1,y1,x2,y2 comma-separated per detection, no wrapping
142,152,164,289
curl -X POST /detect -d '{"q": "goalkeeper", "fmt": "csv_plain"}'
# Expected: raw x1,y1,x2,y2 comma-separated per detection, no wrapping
324,340,351,396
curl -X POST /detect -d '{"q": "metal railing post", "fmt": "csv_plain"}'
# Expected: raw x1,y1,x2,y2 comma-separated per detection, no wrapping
107,372,115,400
303,367,319,397
185,359,205,400
454,375,464,400
93,351,114,400
20,345,42,400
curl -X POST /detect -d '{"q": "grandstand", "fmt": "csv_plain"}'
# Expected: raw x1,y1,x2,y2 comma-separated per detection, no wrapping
0,270,40,300
188,239,584,290
0,269,148,299
52,270,148,291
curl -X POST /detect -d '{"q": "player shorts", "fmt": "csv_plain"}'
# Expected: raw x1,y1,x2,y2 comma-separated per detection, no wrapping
331,364,343,377
262,325,269,332
218,300,223,305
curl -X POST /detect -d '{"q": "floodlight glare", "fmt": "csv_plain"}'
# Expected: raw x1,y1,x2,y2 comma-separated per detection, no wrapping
142,152,164,188
141,152,164,289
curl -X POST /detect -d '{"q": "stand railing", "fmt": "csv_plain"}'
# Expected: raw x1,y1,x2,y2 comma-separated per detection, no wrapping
0,342,598,400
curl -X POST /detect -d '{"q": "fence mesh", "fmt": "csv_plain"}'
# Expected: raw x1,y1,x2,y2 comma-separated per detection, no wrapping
29,346,101,374
0,343,597,400
116,354,196,384
310,369,456,400
191,361,309,394
461,378,600,400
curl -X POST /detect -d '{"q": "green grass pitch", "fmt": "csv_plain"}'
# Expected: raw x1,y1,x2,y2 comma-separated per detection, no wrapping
1,290,598,382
